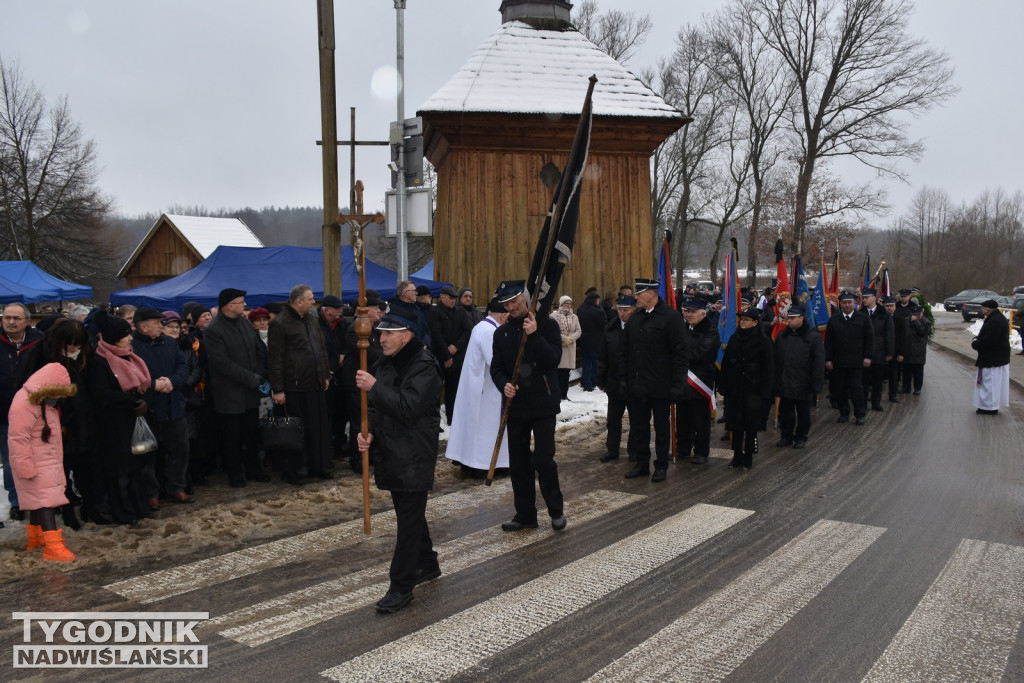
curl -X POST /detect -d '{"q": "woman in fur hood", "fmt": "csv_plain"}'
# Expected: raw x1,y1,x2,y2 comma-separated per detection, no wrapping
8,362,78,562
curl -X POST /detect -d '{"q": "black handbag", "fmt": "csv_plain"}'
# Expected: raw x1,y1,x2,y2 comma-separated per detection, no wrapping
258,410,304,452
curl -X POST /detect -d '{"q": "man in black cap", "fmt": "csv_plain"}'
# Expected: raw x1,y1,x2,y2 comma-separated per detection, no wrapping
132,307,192,503
971,299,1011,415
677,297,720,464
774,304,825,448
859,289,894,411
597,294,636,462
490,280,566,531
619,277,687,482
577,290,606,392
340,290,386,473
269,284,332,483
824,291,875,425
903,304,930,395
204,288,270,487
355,309,442,613
433,284,474,424
319,294,349,461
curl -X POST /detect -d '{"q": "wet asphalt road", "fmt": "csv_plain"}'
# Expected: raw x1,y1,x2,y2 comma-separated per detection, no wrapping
2,339,1023,682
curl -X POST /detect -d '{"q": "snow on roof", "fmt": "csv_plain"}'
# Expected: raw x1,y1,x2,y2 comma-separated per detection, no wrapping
163,214,263,258
419,21,684,120
117,214,264,278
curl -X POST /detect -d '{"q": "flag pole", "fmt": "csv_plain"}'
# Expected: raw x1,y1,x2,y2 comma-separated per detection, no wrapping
485,75,597,486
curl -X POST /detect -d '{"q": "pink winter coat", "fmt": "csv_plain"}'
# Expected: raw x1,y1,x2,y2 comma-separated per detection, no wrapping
8,363,77,511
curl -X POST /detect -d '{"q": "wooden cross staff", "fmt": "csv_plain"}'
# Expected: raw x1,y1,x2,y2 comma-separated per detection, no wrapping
340,210,384,534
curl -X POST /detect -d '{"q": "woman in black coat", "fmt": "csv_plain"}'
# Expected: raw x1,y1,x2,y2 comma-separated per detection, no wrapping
719,308,774,469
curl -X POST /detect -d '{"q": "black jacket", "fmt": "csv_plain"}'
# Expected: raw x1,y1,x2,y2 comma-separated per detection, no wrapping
577,302,607,354
319,312,348,372
341,322,383,400
681,314,720,400
369,341,441,492
905,316,930,364
972,310,1011,368
719,326,774,432
491,314,562,420
892,311,908,358
0,326,43,426
863,306,895,363
596,317,628,400
774,321,826,400
268,303,331,393
619,301,687,400
204,312,265,414
825,310,875,368
433,303,473,367
86,354,141,473
132,332,189,421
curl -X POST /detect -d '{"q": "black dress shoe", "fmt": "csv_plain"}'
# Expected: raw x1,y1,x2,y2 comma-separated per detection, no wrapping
501,519,538,531
888,396,899,403
855,417,866,425
912,390,921,395
728,454,742,468
720,432,731,441
599,452,619,462
650,468,667,483
690,455,708,464
776,438,793,448
793,440,807,449
10,506,24,521
871,404,884,412
837,415,850,424
624,465,649,479
375,590,414,613
551,515,567,530
414,566,442,585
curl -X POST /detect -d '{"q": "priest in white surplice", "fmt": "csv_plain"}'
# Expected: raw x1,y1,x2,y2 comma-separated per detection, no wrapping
971,299,1011,415
446,298,510,477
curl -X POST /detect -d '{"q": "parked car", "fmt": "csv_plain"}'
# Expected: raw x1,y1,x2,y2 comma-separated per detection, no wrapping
1013,285,1024,304
961,295,1013,322
944,289,999,312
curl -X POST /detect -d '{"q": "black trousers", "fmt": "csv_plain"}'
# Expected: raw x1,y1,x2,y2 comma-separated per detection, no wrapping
286,391,331,476
151,416,191,495
443,366,461,426
389,490,437,594
778,398,811,440
830,366,866,418
866,363,888,406
325,379,348,455
626,396,672,472
902,363,924,391
605,395,629,456
218,409,262,484
676,396,712,458
557,369,570,399
506,415,563,524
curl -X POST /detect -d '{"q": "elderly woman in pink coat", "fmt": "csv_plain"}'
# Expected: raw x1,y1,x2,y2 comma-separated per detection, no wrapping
8,362,78,562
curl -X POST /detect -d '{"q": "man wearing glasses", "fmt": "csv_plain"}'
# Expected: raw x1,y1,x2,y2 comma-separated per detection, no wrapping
204,288,271,488
1,303,43,519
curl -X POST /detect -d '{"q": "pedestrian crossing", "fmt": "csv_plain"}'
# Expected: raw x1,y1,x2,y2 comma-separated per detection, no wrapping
98,489,1024,681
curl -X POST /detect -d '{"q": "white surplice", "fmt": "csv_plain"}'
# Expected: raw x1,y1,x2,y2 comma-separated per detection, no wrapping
973,364,1011,410
445,316,509,469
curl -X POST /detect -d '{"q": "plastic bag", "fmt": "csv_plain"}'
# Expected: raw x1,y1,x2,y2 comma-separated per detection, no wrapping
131,416,158,455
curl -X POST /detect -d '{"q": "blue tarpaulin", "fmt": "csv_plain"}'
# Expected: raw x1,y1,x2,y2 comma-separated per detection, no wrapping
110,246,449,310
0,261,93,303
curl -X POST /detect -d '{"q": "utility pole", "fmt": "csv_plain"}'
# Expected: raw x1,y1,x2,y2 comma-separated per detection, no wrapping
394,0,408,280
317,0,341,298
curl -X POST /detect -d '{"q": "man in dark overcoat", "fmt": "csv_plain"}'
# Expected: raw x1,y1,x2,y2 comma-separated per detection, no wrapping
356,310,442,613
774,304,825,448
859,289,894,411
596,295,636,462
677,297,720,464
824,291,875,425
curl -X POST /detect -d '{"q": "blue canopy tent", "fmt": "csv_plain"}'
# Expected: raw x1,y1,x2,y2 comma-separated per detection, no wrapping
0,261,93,302
110,246,449,310
0,273,61,304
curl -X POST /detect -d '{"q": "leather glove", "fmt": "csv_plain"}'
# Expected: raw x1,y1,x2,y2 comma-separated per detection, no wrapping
133,398,148,417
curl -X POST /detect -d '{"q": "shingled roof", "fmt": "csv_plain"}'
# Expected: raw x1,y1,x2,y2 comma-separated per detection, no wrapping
418,21,684,120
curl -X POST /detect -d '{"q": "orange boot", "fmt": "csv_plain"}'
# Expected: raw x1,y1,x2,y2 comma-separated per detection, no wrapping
26,524,44,551
41,529,76,562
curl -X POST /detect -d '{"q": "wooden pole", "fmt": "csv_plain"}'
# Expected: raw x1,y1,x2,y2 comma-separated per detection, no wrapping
317,0,341,298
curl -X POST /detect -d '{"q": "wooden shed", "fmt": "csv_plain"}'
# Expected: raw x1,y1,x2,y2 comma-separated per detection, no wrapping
418,0,689,306
117,214,263,289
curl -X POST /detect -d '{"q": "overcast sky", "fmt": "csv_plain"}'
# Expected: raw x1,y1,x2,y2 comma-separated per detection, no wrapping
2,0,1020,227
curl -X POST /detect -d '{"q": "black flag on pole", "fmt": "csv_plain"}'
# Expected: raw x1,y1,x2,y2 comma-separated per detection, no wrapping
525,75,597,315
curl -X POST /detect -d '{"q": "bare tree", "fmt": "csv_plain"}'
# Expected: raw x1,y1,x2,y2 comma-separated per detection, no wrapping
906,185,950,272
750,0,957,253
574,0,653,64
707,0,796,286
0,57,115,282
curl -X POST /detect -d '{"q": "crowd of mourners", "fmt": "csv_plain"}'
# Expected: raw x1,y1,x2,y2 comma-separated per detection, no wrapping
0,271,994,566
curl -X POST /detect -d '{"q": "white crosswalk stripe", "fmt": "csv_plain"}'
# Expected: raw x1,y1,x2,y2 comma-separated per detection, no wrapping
209,489,644,647
103,482,512,604
587,519,886,682
320,503,753,682
862,538,1024,682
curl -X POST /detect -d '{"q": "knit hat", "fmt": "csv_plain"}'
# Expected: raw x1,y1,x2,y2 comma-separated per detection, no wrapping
247,307,270,322
320,295,343,309
415,285,432,297
189,305,212,322
96,310,131,343
558,295,573,306
218,288,246,309
486,297,506,313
